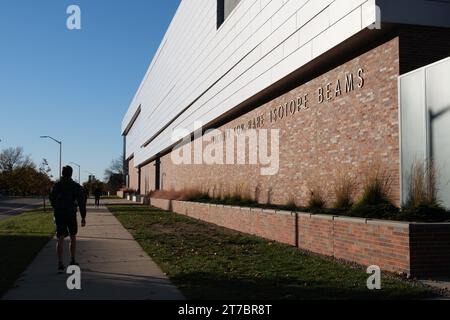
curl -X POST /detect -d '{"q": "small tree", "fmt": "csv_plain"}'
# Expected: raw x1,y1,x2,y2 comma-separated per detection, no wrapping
0,147,36,196
39,159,54,211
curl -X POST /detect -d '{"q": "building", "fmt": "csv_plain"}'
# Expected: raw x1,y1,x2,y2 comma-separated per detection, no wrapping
122,0,450,209
399,57,450,210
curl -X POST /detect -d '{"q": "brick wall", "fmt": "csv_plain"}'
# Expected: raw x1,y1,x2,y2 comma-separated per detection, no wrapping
138,28,450,206
298,214,334,257
332,218,410,274
158,37,401,207
150,199,450,277
140,161,156,195
170,200,297,246
150,198,172,211
127,157,139,191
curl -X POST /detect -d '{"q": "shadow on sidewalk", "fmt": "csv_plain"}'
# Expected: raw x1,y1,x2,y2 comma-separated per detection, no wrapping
0,234,53,297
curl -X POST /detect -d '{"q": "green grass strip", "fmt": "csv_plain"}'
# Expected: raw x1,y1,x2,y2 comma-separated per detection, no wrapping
0,209,54,297
109,205,435,300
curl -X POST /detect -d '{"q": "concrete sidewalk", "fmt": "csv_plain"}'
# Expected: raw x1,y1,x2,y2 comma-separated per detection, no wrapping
3,205,184,300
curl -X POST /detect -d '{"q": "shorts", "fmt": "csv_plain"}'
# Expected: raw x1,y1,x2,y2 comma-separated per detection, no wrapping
54,213,78,238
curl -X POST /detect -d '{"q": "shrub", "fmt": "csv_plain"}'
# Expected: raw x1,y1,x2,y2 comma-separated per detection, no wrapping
148,185,259,207
219,183,256,206
334,175,355,210
398,204,449,222
179,188,210,202
148,188,210,202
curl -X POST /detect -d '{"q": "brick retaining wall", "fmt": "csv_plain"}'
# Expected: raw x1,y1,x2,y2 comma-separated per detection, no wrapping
150,198,450,278
409,224,450,277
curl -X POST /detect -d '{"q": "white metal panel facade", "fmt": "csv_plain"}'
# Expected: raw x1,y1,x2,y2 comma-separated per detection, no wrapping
123,0,379,163
399,57,450,210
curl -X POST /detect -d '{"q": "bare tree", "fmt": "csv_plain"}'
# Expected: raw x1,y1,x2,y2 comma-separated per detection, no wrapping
104,157,123,178
104,156,124,193
0,147,33,172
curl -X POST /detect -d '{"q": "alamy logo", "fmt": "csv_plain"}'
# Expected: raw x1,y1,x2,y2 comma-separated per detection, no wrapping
66,5,81,30
171,121,280,176
66,265,81,290
366,265,381,290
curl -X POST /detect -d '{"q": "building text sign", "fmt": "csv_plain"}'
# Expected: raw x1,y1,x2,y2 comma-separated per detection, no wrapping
213,67,366,143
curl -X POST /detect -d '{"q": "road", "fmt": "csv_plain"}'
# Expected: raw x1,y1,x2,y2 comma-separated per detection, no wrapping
0,197,44,221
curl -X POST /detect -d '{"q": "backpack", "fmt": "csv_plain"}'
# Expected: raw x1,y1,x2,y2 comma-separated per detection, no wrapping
53,180,78,210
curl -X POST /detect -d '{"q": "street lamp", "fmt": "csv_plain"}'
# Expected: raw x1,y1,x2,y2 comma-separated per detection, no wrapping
40,136,62,179
70,162,81,184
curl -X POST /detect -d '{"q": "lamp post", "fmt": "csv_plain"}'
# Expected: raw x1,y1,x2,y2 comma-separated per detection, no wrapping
70,162,81,184
40,136,62,179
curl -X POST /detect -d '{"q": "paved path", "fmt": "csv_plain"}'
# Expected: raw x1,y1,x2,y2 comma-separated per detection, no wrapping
3,204,184,300
0,197,43,221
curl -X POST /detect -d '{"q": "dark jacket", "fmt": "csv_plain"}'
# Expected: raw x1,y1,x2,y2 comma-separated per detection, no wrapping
94,188,102,199
50,177,87,219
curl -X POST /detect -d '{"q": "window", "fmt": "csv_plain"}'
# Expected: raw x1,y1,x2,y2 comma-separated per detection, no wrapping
217,0,242,29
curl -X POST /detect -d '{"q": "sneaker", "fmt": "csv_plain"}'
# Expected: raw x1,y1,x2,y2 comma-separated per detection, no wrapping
58,264,65,274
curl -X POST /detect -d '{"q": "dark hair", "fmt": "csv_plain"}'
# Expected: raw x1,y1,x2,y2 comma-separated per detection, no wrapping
62,166,73,178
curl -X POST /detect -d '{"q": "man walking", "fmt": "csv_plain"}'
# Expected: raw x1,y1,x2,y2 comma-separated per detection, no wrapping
94,186,102,207
50,165,87,273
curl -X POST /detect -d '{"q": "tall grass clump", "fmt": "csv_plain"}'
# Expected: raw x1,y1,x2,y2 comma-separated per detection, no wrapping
400,161,448,222
148,189,181,200
406,161,439,207
351,165,397,218
308,187,325,211
283,195,298,211
221,183,256,206
179,188,211,202
148,188,210,202
334,175,355,210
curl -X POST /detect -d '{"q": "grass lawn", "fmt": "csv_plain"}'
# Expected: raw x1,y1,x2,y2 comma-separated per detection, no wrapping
101,196,121,200
109,205,436,300
0,209,54,297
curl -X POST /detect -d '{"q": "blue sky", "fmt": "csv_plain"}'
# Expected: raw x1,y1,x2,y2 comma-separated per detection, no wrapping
0,0,180,183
